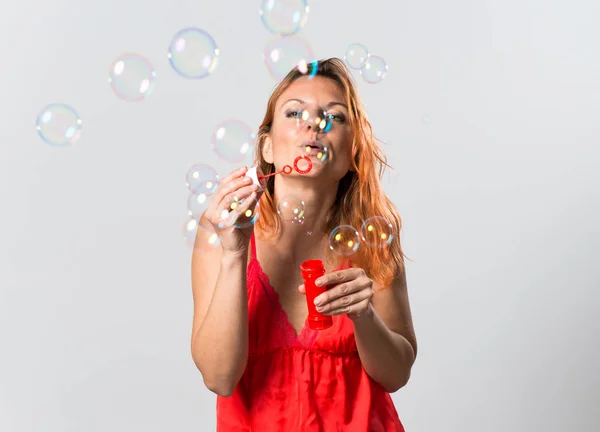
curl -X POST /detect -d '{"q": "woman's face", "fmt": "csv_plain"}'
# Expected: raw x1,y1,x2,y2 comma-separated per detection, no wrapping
263,76,353,182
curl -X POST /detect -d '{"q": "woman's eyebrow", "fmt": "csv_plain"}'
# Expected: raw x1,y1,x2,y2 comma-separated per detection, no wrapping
281,98,348,110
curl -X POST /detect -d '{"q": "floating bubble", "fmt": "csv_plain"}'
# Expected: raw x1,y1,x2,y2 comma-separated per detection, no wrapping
277,195,305,221
345,43,369,70
329,225,360,256
35,104,82,146
187,191,211,218
183,216,221,250
211,120,256,164
360,216,394,248
301,141,329,163
292,216,305,225
186,164,219,195
260,0,309,35
298,60,320,79
360,55,388,84
219,196,260,229
167,28,219,79
295,103,333,134
264,34,314,80
108,53,156,101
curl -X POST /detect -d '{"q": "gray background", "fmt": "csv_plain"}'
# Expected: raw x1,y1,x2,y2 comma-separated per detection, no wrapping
1,0,598,431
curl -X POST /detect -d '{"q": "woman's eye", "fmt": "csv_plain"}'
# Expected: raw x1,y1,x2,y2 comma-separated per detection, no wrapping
285,110,301,118
327,113,345,122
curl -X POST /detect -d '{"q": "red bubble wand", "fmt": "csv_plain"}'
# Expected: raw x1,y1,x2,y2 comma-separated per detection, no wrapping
258,155,313,180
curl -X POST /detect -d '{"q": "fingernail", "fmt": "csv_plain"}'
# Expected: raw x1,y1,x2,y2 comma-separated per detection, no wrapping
314,297,322,306
250,184,258,190
315,279,323,286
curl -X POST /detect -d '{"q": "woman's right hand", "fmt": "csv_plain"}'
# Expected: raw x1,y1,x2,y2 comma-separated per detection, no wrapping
203,166,262,254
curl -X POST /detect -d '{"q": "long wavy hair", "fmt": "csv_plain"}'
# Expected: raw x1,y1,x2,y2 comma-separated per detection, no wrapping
254,58,409,289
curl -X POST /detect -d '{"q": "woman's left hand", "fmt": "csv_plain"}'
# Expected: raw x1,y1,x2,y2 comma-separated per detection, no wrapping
298,268,375,321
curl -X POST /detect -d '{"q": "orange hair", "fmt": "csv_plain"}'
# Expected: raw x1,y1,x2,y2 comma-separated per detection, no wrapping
254,58,410,289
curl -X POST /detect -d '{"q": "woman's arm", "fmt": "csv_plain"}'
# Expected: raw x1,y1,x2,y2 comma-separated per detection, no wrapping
309,265,418,393
352,267,418,393
190,219,250,397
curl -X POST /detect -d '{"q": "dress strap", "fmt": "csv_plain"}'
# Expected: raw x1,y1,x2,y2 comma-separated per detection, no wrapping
250,232,257,260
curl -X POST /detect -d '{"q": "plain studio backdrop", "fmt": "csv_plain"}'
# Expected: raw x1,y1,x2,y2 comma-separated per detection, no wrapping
1,0,598,431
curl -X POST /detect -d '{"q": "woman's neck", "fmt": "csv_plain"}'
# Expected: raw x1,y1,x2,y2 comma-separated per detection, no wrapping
264,176,339,265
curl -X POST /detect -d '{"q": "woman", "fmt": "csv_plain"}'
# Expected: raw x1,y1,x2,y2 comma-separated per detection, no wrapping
191,58,417,431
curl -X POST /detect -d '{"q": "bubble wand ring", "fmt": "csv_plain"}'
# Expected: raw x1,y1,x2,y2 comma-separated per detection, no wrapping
258,156,313,180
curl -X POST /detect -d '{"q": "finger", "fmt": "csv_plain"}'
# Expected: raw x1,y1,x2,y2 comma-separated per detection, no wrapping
220,166,248,185
315,268,363,288
313,276,366,306
324,298,372,317
215,175,253,202
317,285,374,314
298,284,305,294
221,191,258,228
211,179,254,216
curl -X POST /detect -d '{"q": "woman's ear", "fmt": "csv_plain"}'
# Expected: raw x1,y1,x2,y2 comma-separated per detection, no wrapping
262,135,274,164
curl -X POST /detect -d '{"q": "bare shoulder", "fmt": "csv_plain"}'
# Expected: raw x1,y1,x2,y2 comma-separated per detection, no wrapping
370,263,418,359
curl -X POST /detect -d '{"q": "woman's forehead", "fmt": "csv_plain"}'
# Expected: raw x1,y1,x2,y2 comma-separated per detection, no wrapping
277,76,345,107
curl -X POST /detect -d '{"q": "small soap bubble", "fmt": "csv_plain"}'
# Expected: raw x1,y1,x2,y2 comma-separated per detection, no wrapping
360,216,394,248
277,196,305,221
295,103,333,134
167,28,219,79
219,196,260,229
329,225,361,256
298,60,319,79
302,141,329,163
183,216,221,250
360,55,388,84
186,164,219,195
264,34,314,80
260,0,309,35
35,104,82,146
345,43,369,70
108,53,156,101
187,191,211,218
211,120,256,164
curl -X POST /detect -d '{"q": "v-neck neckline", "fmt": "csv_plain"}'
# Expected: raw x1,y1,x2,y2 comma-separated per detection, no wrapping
253,257,315,344
250,233,353,347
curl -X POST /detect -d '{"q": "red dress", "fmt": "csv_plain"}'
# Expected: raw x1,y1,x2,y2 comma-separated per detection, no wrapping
216,234,406,431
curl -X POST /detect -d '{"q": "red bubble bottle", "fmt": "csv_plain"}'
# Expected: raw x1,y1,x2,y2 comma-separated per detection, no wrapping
300,259,333,330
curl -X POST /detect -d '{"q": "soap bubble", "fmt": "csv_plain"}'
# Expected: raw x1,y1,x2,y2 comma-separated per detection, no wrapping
211,120,256,164
277,196,305,222
260,0,309,35
295,103,333,134
329,225,360,256
219,195,260,229
344,43,369,70
361,55,388,84
264,34,314,80
360,216,394,248
35,104,82,146
183,216,221,250
302,142,329,162
298,60,319,79
187,191,211,218
108,53,156,101
186,164,219,195
167,28,219,79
